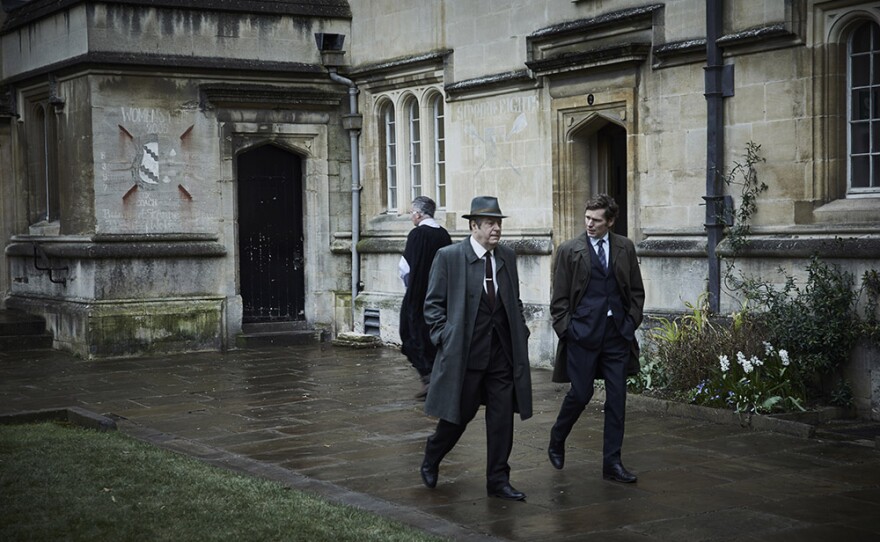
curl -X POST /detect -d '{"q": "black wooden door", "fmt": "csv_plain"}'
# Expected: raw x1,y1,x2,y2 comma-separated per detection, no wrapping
598,123,628,237
237,145,305,323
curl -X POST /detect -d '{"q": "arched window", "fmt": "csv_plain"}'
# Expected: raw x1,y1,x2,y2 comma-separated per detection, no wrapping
373,88,445,215
407,99,422,199
28,102,59,225
381,102,398,211
848,20,880,195
431,94,447,208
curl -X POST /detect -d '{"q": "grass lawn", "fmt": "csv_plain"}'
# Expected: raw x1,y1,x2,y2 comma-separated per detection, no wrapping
0,422,445,541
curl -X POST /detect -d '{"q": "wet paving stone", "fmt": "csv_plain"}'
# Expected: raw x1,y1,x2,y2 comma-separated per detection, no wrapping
2,343,879,542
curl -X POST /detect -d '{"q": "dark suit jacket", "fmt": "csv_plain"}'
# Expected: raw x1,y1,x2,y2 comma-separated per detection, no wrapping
550,232,645,383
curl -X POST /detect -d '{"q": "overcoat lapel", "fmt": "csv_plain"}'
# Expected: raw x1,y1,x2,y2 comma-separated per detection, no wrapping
494,249,508,301
610,234,626,287
465,240,483,324
574,237,591,296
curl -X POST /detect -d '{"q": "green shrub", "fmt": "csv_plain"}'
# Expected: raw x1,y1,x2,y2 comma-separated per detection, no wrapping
643,296,764,396
639,140,878,413
643,258,876,413
738,256,860,394
627,356,668,393
645,296,719,392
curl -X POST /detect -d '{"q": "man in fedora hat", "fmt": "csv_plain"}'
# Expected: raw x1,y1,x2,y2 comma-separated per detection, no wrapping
419,196,533,501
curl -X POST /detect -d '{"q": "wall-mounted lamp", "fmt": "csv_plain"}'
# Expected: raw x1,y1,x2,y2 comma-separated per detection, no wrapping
315,33,346,67
315,33,345,51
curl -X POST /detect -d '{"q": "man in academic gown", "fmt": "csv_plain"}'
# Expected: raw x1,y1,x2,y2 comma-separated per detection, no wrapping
399,196,452,399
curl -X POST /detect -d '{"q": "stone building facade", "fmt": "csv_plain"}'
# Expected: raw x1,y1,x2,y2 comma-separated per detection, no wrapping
1,1,878,415
0,0,355,357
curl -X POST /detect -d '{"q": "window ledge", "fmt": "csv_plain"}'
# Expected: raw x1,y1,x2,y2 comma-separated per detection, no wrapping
813,197,880,225
28,221,60,236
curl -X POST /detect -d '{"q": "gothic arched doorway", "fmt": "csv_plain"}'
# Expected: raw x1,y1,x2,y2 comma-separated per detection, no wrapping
563,115,629,239
237,144,305,323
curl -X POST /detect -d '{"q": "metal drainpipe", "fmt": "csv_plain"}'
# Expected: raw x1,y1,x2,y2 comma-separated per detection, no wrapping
703,0,726,314
328,68,362,330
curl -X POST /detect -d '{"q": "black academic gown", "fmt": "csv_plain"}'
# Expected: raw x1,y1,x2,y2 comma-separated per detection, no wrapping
399,224,452,376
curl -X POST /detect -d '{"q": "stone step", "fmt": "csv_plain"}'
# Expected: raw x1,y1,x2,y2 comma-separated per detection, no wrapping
0,332,54,351
237,322,324,348
0,309,53,352
0,309,48,337
241,321,313,334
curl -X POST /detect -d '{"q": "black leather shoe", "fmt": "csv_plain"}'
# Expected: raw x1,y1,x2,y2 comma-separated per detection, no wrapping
548,440,565,470
602,463,637,483
420,463,438,489
488,483,526,501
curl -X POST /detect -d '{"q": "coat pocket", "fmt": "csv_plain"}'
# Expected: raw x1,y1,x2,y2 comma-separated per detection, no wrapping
568,314,592,343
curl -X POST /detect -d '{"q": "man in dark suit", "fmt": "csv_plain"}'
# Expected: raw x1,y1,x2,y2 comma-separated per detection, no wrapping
399,196,452,400
419,196,533,501
548,194,645,483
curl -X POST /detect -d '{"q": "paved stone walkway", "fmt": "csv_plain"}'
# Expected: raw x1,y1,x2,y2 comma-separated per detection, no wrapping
2,343,880,541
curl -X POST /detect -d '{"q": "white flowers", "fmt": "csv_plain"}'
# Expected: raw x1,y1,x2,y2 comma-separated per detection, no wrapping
779,349,790,366
720,343,790,374
735,351,754,373
703,342,800,415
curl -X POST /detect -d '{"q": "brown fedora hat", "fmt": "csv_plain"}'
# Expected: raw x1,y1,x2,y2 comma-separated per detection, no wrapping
461,196,507,219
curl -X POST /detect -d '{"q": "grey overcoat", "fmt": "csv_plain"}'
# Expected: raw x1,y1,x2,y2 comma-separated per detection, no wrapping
423,238,533,424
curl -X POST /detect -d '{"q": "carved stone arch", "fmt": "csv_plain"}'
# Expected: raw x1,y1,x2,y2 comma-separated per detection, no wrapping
372,94,395,116
825,7,880,44
421,88,447,208
399,91,423,202
235,139,310,161
372,95,397,212
417,85,444,104
568,111,625,139
555,106,630,243
816,6,880,204
397,90,419,111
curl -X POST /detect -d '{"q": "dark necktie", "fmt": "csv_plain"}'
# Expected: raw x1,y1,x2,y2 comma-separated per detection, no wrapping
597,239,607,270
485,254,495,309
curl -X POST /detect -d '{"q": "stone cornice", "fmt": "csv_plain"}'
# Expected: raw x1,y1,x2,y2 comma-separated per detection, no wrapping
637,234,880,260
717,236,880,259
526,5,661,78
1,0,351,34
526,42,652,77
348,50,451,79
0,51,323,86
200,83,345,110
652,23,804,69
444,70,538,102
7,234,227,259
528,4,664,42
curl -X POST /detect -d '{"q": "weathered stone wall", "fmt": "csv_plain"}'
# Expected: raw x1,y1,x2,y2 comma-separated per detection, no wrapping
92,76,216,236
1,1,876,414
1,2,353,357
347,0,879,414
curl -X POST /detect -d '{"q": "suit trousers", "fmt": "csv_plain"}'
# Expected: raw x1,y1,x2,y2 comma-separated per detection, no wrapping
551,316,629,466
423,334,515,490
